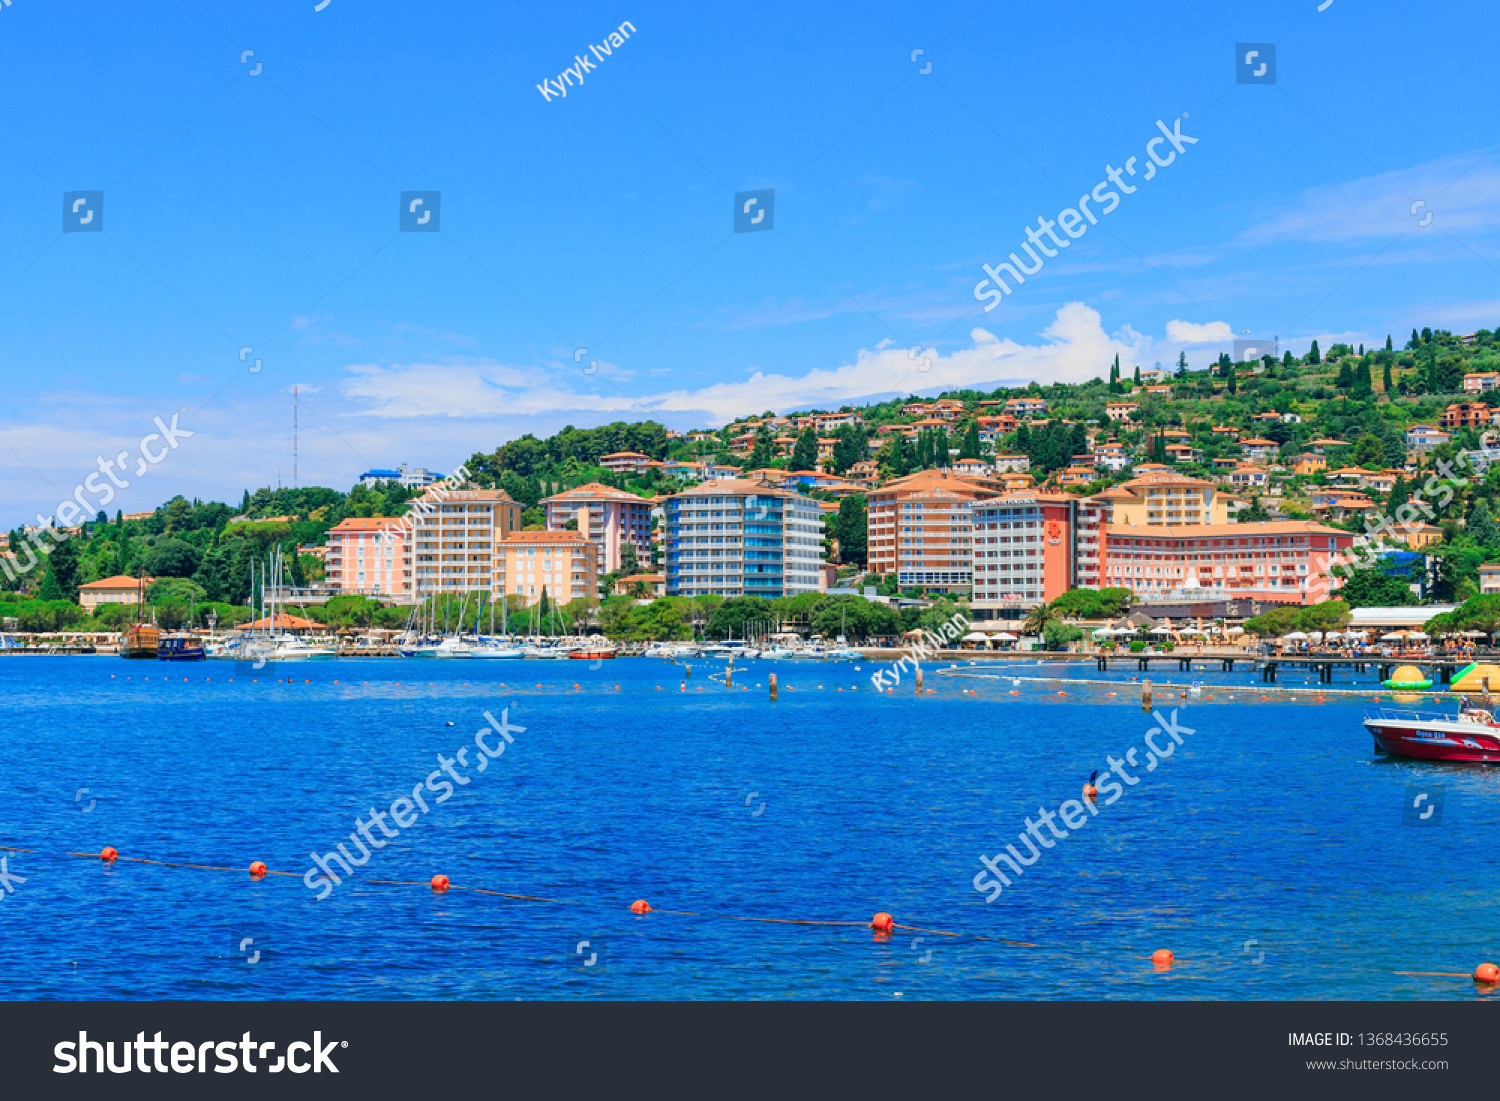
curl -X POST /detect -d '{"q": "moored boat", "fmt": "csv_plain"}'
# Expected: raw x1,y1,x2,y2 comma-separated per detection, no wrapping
121,623,159,659
1364,700,1500,763
157,634,205,661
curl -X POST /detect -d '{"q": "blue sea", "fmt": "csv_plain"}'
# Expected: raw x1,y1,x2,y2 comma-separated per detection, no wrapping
1,653,1494,1001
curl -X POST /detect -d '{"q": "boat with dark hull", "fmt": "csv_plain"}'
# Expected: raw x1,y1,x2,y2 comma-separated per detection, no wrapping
157,635,206,662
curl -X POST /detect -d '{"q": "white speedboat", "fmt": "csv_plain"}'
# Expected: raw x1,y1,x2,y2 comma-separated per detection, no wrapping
759,645,796,659
246,635,338,661
471,641,525,659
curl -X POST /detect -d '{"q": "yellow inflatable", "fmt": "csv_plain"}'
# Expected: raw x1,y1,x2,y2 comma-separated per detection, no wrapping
1450,662,1500,693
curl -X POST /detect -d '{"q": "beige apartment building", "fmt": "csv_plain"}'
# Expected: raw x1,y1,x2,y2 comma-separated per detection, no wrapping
1087,467,1229,528
494,530,599,605
541,482,653,574
410,488,522,597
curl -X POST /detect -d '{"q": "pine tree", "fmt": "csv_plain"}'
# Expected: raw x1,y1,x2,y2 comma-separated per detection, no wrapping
887,433,910,477
749,425,775,470
935,427,951,467
1308,339,1321,365
1382,361,1393,393
1385,334,1393,352
791,427,819,471
1133,365,1141,385
1409,328,1419,349
959,421,981,460
1352,360,1373,399
1387,474,1409,513
1176,351,1188,376
1468,499,1500,548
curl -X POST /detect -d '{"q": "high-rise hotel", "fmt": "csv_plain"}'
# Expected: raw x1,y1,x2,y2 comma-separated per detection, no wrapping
664,479,824,598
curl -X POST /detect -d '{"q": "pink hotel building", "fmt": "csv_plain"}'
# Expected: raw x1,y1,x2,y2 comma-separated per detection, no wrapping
541,482,654,574
324,516,410,597
1098,520,1357,602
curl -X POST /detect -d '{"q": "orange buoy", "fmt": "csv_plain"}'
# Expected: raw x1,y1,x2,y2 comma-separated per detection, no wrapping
630,899,651,914
431,874,450,892
1082,784,1098,799
1152,949,1173,964
249,861,268,878
1475,962,1500,984
101,847,118,862
871,912,894,932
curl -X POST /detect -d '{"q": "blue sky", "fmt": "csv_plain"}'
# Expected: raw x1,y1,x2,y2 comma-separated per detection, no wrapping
2,0,1497,525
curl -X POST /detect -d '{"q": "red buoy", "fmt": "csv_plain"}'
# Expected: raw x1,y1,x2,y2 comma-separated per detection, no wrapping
1152,949,1173,964
1475,962,1499,984
100,847,118,862
871,912,894,932
1082,784,1099,799
249,861,268,878
431,874,450,891
630,899,651,914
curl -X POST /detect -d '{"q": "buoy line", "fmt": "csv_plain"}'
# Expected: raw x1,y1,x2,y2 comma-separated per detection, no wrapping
932,669,1434,699
5,842,1497,985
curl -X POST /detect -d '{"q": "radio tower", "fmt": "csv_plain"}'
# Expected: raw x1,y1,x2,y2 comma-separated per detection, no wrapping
293,386,299,488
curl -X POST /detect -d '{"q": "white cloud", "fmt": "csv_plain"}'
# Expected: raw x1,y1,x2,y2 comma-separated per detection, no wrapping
1243,151,1500,244
341,303,1154,425
1164,319,1233,343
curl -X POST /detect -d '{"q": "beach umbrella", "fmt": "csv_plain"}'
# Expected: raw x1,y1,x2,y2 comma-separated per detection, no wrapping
1179,627,1205,635
1282,631,1308,641
1224,626,1244,635
1458,630,1488,638
1379,632,1405,641
1308,631,1324,641
992,632,1018,641
1149,627,1172,635
1408,631,1429,640
961,632,989,642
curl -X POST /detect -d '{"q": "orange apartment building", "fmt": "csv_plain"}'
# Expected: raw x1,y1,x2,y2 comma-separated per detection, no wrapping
866,470,994,593
493,530,599,605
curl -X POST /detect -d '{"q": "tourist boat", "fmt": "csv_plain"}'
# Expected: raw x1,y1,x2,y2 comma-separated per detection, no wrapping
1364,701,1500,762
121,623,160,659
156,634,205,662
827,647,863,660
758,644,796,659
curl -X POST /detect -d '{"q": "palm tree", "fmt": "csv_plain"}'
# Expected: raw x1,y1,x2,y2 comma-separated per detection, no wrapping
1023,601,1058,636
